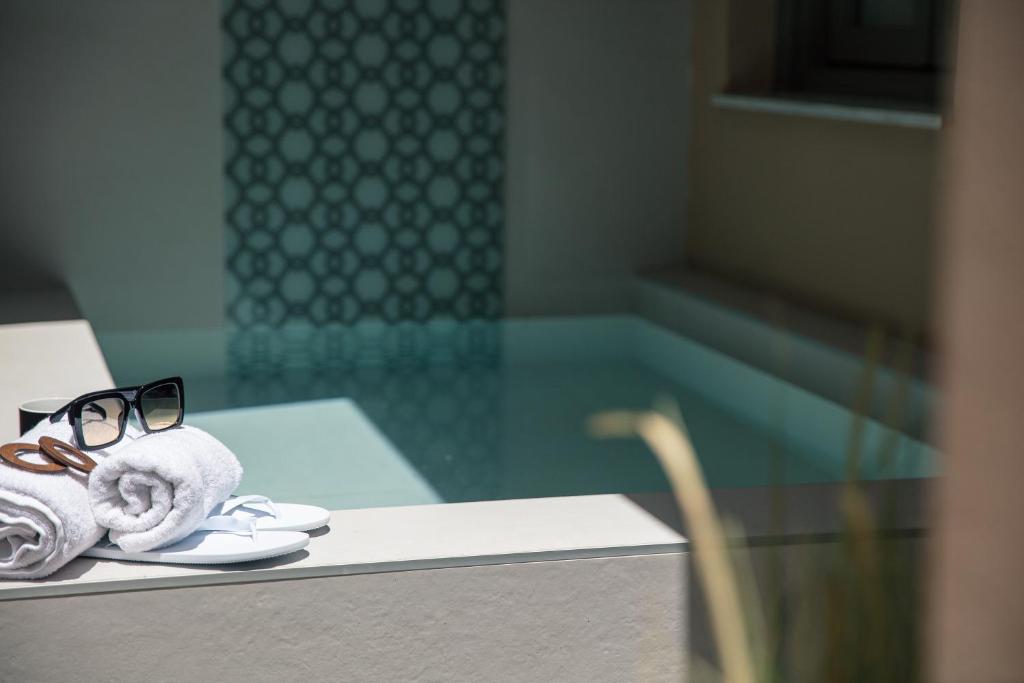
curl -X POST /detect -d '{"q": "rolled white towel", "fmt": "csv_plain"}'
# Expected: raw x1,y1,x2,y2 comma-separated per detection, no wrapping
89,425,243,553
0,420,143,579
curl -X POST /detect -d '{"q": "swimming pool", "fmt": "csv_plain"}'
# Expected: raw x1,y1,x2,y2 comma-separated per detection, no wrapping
98,316,936,510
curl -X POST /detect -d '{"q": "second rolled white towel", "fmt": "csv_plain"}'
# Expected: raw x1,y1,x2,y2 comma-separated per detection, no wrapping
88,425,243,553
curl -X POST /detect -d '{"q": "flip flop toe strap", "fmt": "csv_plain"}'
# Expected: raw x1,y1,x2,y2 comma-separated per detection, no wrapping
196,494,281,539
196,514,260,540
218,494,279,519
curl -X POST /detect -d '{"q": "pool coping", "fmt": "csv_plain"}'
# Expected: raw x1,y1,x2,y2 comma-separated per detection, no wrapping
0,319,115,444
629,477,929,545
2,310,929,602
0,315,690,602
0,494,686,601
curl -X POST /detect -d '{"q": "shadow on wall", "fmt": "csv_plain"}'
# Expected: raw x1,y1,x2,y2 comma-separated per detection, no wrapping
0,0,224,333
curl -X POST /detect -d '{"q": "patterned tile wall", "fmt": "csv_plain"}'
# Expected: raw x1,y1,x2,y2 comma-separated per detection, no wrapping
223,0,505,329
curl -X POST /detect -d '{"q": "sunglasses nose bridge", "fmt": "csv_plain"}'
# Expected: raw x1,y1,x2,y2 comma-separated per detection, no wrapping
130,402,145,427
117,391,140,426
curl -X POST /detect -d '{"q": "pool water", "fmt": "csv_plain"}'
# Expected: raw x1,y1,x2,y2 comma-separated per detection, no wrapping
100,316,935,510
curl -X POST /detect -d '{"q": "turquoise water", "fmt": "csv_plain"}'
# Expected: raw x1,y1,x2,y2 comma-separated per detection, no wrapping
99,317,935,510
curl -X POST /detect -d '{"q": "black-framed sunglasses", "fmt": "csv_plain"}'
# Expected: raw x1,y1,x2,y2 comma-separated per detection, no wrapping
49,377,185,450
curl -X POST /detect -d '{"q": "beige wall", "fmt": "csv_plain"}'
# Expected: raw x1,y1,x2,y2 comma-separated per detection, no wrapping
686,0,939,337
928,2,1024,680
505,0,690,316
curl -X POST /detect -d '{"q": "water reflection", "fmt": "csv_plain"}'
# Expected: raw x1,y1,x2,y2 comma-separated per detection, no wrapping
101,318,934,506
223,323,504,503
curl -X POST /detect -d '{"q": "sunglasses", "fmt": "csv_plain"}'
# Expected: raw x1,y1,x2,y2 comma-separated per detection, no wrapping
49,377,185,450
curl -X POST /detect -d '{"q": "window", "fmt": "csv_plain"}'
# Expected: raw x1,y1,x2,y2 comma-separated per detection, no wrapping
776,0,951,106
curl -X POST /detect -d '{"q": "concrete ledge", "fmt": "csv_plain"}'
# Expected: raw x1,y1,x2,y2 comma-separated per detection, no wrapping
0,494,686,601
712,92,942,130
631,478,928,544
0,319,114,443
633,266,935,441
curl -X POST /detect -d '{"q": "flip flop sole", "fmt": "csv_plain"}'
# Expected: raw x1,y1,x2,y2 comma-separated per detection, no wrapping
82,530,310,565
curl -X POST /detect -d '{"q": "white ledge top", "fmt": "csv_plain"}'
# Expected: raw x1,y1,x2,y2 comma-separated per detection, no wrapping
0,494,687,601
712,92,942,130
0,319,114,443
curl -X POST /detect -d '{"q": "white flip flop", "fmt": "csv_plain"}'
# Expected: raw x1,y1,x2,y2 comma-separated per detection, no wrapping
201,495,330,533
81,529,309,565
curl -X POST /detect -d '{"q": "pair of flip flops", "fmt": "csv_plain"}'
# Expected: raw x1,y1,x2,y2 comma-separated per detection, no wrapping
81,495,330,565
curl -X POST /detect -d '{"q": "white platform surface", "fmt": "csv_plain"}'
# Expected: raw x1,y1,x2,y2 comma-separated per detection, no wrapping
0,320,114,443
0,494,686,600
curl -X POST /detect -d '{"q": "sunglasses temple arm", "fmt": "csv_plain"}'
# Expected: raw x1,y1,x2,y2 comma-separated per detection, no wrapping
48,400,74,424
48,400,109,425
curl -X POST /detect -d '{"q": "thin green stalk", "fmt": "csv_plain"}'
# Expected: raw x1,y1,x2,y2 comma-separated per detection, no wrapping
591,409,757,683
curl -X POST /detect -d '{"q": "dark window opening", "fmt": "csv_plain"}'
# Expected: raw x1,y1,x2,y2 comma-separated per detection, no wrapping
776,0,952,107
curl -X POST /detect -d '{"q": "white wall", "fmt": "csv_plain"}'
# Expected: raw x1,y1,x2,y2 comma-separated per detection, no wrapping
0,0,224,333
505,0,690,315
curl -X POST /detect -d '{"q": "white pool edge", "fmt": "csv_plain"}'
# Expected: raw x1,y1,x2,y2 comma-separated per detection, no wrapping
0,494,686,601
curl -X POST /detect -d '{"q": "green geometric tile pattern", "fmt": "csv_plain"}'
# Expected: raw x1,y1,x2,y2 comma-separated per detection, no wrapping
223,0,505,328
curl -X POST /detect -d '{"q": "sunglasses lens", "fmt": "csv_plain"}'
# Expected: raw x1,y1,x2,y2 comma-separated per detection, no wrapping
140,382,181,431
81,397,127,448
